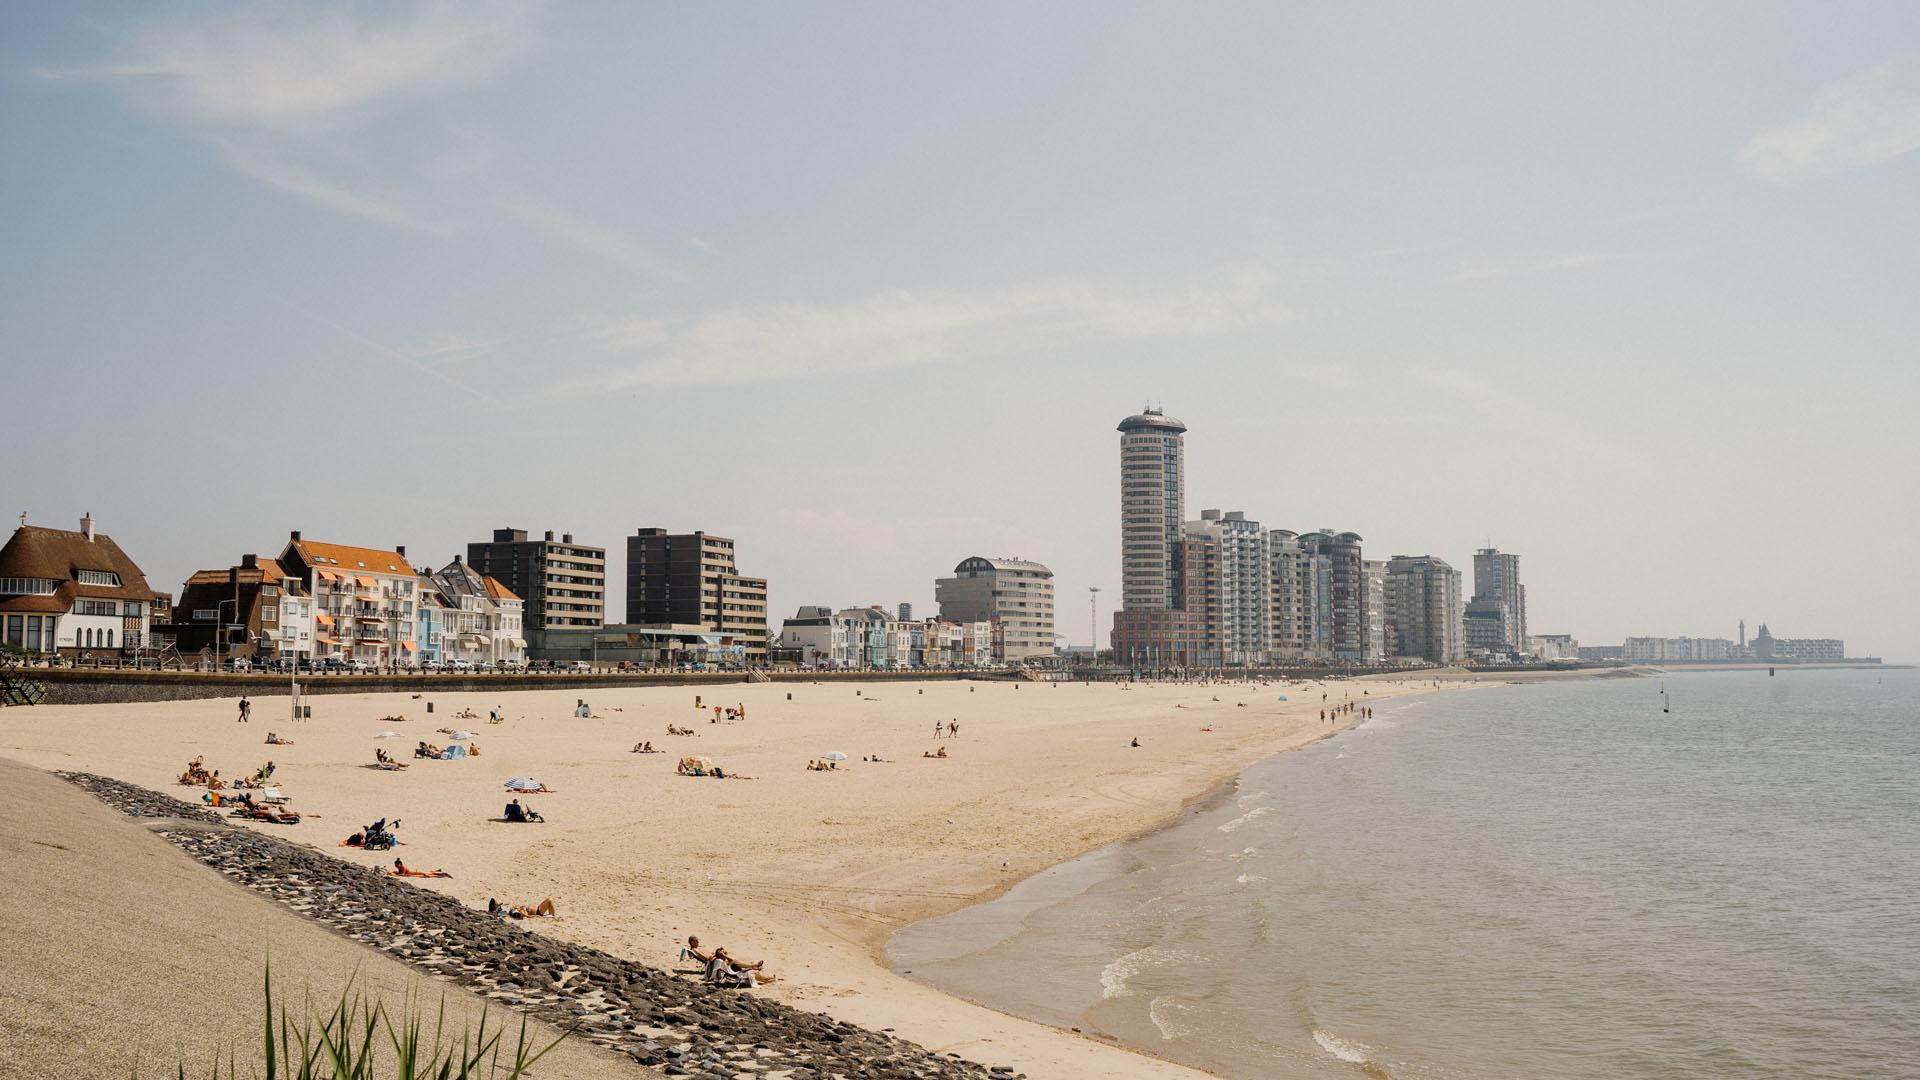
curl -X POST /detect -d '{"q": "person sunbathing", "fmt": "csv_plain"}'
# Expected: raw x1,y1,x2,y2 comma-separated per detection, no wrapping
390,858,451,878
683,935,714,965
499,898,555,918
265,733,292,745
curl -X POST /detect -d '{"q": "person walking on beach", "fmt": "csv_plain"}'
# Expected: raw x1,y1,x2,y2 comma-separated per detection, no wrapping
238,696,251,723
932,719,943,739
948,719,959,739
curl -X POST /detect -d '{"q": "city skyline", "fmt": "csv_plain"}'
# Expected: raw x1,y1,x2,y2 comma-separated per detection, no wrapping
3,4,1915,660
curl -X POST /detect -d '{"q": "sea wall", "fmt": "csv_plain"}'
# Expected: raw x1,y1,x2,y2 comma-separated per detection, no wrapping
28,668,979,706
60,771,1016,1080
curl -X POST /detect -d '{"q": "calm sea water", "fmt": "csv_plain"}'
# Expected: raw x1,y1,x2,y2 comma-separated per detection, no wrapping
890,669,1920,1079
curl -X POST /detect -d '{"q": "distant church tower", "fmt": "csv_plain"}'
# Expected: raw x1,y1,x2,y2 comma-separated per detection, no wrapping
1739,619,1746,648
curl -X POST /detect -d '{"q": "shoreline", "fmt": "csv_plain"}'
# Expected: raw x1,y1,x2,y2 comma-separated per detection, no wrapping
0,675,1485,1077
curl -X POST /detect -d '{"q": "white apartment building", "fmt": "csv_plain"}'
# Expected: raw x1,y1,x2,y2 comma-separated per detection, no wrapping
1363,559,1387,664
1623,636,1734,662
431,556,527,666
1185,510,1269,665
779,606,850,667
935,556,1056,662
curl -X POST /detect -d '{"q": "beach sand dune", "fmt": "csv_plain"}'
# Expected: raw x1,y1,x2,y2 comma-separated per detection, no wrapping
0,756,638,1080
0,677,1448,1077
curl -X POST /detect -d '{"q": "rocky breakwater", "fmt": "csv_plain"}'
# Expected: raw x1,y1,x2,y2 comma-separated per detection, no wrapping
60,772,1019,1080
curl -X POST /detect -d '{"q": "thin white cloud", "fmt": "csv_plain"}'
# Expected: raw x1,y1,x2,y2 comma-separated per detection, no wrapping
213,139,453,234
401,330,504,365
496,194,684,281
570,268,1289,391
39,1,530,125
278,302,489,400
1444,251,1620,284
1739,65,1920,184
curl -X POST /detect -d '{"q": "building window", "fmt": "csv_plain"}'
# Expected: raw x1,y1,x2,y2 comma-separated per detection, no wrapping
4,615,21,646
0,578,56,596
76,570,122,587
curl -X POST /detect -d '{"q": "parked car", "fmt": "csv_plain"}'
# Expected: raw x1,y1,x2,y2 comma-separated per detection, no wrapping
493,659,524,672
570,661,592,672
321,657,347,672
226,657,252,672
345,659,371,673
446,658,472,671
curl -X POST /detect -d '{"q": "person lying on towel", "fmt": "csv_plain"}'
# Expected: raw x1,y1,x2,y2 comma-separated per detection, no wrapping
390,858,451,878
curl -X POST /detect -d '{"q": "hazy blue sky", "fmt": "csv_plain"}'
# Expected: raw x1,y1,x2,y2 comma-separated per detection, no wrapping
4,3,1917,658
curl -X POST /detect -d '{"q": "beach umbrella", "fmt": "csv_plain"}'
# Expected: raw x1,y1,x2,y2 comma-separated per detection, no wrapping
820,751,848,761
450,730,474,740
504,777,541,791
375,730,403,738
1275,695,1288,701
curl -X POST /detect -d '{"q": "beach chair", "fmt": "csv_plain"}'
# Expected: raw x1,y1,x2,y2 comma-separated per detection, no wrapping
703,957,754,987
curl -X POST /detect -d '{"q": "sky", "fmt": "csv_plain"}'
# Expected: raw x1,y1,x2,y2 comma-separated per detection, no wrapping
3,2,1917,660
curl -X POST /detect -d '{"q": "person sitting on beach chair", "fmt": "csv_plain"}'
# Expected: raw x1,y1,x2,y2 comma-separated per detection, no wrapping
503,798,544,823
711,947,774,986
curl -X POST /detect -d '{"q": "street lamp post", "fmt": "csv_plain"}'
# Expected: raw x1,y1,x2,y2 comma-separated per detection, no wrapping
216,598,238,672
1088,586,1100,660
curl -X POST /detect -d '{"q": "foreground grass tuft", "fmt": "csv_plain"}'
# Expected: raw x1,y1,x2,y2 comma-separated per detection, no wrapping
141,961,571,1079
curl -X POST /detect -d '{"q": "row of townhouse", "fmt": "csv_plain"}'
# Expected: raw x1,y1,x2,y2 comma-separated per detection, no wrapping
170,534,528,669
777,605,995,669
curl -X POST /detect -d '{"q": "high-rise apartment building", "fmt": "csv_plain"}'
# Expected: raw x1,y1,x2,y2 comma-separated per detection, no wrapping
1383,555,1463,664
1113,408,1205,665
1466,547,1527,656
1185,510,1268,665
935,556,1055,661
1268,530,1314,659
466,528,605,631
1297,530,1367,661
1117,408,1187,612
625,529,769,662
1363,559,1387,664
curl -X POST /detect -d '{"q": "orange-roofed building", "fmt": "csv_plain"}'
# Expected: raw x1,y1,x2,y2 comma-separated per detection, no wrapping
277,531,423,670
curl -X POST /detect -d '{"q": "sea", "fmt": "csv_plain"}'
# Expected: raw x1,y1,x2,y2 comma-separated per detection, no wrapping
889,668,1920,1079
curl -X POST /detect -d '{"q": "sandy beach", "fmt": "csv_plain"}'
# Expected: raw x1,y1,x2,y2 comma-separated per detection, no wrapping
0,676,1464,1077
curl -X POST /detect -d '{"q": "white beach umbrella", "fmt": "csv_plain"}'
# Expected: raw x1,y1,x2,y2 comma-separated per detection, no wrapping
820,751,849,761
504,777,541,790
